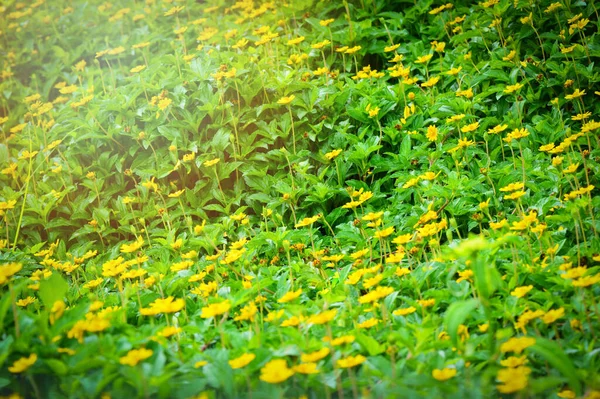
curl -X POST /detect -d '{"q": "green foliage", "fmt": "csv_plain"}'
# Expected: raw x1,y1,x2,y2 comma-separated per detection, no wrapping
0,0,599,398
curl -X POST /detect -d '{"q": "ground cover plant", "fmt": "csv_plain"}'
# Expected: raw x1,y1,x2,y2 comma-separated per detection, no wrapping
0,0,600,397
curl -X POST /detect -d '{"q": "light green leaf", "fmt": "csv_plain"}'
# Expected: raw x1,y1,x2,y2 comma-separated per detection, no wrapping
39,273,69,309
356,333,385,356
527,338,581,396
443,298,479,347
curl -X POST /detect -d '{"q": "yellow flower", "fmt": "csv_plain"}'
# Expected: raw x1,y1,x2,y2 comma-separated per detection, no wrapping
168,189,185,198
132,41,151,49
456,270,473,283
479,198,490,210
140,297,185,316
301,348,330,363
174,26,188,35
432,368,457,381
313,66,329,76
295,215,320,228
156,326,181,338
19,150,38,160
8,354,37,373
418,298,436,308
520,13,532,24
461,121,479,133
395,267,410,277
447,114,466,123
260,359,294,383
542,307,564,324
345,45,362,54
312,40,331,50
500,356,527,368
157,97,172,111
84,278,103,289
358,318,379,329
415,54,433,64
545,2,562,13
572,274,600,287
500,182,524,192
563,163,579,174
504,83,523,94
488,124,508,134
58,348,76,356
170,260,193,272
25,93,41,103
374,226,394,238
510,285,533,298
324,149,342,160
557,389,576,399
358,286,394,304
194,360,208,368
446,66,462,75
539,143,555,152
286,36,305,46
164,5,184,16
490,219,508,230
366,104,380,118
504,190,526,200
0,262,22,285
426,125,438,141
16,296,36,307
171,238,183,250
384,44,401,52
10,123,27,134
278,288,302,303
130,65,146,73
421,76,440,88
565,89,585,100
293,362,319,374
307,309,337,325
393,306,416,316
60,85,78,94
496,366,531,393
119,348,153,366
277,95,295,105
386,251,405,264
232,38,249,49
320,18,335,27
281,315,304,327
320,335,351,347
431,41,446,52
500,337,536,354
392,234,412,245
193,221,207,235
203,158,220,167
456,86,474,98
229,353,255,369
201,300,231,318
120,236,143,253
337,355,366,368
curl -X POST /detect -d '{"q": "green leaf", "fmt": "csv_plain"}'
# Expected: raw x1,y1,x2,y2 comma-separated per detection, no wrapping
0,290,14,334
527,338,582,396
356,333,385,356
400,134,412,158
45,359,68,375
0,280,27,333
0,335,14,368
39,273,69,309
443,298,479,347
